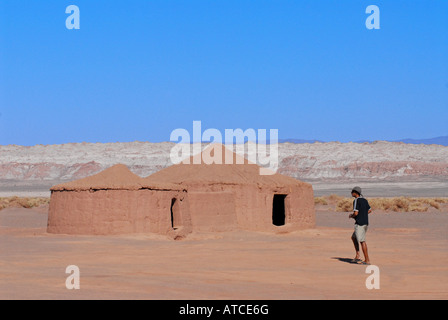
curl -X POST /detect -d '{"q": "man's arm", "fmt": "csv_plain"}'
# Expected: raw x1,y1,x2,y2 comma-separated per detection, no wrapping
349,210,358,219
349,198,359,219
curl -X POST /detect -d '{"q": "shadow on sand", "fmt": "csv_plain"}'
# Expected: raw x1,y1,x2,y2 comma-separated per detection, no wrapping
331,257,359,264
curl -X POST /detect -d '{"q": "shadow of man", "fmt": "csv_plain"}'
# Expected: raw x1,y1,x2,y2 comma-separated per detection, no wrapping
331,257,360,264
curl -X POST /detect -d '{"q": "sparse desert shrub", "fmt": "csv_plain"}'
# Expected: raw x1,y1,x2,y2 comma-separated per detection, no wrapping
429,200,440,210
433,198,448,204
371,198,397,211
332,196,445,213
16,197,33,209
336,198,353,212
408,201,429,212
314,197,328,205
370,197,410,212
22,197,49,208
369,198,388,211
420,198,441,209
391,197,410,212
0,197,50,211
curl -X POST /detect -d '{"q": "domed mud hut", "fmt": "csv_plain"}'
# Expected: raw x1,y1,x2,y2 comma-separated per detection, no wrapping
48,144,315,237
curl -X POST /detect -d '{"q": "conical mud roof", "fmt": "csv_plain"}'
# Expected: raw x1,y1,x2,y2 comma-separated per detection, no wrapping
145,143,307,187
51,164,180,191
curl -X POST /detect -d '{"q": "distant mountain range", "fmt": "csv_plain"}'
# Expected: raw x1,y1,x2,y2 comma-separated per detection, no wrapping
1,140,447,185
1,140,448,194
279,136,448,146
392,136,448,146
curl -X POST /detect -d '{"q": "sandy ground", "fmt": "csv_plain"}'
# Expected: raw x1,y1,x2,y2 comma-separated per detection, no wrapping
1,205,447,300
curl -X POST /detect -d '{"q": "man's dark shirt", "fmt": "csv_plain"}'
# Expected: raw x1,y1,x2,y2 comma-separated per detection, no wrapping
353,197,371,226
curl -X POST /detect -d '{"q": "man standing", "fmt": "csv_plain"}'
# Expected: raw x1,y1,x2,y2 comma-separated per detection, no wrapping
349,186,372,265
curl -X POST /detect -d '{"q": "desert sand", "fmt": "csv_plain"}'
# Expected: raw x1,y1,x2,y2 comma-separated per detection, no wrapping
1,204,447,300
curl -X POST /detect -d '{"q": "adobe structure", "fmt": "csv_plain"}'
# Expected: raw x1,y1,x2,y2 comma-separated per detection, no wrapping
47,144,315,237
47,164,191,237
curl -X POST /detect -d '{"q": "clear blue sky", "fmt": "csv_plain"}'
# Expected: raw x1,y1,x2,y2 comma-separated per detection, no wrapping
1,0,447,145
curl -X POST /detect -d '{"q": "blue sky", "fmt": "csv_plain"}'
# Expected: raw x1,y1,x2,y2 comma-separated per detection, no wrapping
0,0,447,145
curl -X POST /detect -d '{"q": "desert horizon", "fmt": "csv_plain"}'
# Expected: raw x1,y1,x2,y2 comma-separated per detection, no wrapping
1,140,447,198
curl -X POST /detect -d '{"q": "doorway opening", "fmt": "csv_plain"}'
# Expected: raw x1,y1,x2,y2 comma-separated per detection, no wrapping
272,194,287,226
170,198,181,230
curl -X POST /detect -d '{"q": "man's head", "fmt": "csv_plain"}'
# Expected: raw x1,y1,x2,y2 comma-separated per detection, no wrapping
351,186,362,197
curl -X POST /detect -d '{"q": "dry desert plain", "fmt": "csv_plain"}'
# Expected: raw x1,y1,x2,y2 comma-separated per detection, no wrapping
1,141,447,299
0,196,447,300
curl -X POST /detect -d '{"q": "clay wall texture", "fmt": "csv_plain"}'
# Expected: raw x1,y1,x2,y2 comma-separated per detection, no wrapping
47,144,315,236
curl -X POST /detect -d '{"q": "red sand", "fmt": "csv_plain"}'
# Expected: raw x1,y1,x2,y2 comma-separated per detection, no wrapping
1,206,447,300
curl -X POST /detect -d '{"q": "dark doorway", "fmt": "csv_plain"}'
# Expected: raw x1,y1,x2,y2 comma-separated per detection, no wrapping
170,198,181,230
272,194,287,226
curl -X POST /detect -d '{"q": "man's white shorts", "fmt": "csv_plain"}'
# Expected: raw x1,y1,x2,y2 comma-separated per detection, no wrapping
353,224,368,242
